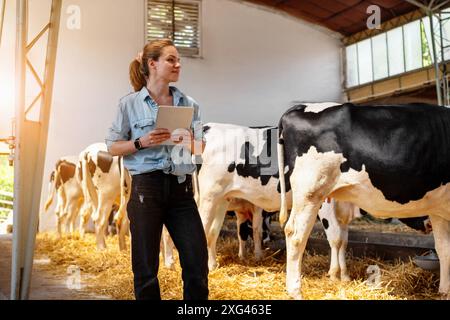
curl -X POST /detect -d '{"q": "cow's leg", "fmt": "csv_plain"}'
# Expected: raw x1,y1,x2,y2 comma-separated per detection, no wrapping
235,212,247,260
56,214,65,238
116,214,130,251
199,197,228,270
116,169,132,251
62,204,70,234
337,230,350,282
79,203,92,238
66,198,81,235
285,148,344,299
114,205,129,251
285,201,323,299
429,214,450,298
252,207,264,261
336,202,353,282
161,225,176,269
262,213,272,244
93,196,114,250
55,196,65,238
318,200,350,281
318,201,339,281
94,218,107,250
328,242,339,281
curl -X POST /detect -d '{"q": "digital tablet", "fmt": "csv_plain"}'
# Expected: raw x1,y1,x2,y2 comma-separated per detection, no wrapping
155,106,194,145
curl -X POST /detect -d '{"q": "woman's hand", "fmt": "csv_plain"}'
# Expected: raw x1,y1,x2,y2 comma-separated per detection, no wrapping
171,129,204,155
140,128,171,147
171,129,193,147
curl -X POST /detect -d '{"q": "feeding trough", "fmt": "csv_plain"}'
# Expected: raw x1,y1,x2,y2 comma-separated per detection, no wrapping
413,251,440,273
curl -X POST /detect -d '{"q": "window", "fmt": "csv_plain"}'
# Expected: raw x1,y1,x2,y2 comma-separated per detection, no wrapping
372,33,388,80
346,44,358,87
441,12,450,61
345,15,449,88
387,27,405,76
357,39,373,84
403,20,422,71
146,0,201,57
422,16,441,63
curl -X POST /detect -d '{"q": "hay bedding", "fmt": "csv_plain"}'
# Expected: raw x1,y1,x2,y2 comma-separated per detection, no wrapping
34,233,439,300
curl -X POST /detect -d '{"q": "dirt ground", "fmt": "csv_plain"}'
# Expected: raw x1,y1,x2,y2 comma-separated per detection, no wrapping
0,234,111,300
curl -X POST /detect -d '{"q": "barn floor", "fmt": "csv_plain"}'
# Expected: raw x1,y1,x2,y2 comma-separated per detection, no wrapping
29,231,441,300
0,234,111,300
0,219,442,300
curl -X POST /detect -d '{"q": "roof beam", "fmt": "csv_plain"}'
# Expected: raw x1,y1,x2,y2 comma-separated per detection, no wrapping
405,0,450,12
405,0,429,11
431,0,450,11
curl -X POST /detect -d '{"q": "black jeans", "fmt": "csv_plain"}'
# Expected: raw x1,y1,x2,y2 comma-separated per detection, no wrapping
127,170,209,300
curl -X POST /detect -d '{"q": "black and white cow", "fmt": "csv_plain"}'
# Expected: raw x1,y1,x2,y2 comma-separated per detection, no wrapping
277,102,450,299
197,123,364,273
198,123,281,270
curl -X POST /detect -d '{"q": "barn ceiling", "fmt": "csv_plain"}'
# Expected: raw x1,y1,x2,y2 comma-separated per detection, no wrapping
243,0,450,36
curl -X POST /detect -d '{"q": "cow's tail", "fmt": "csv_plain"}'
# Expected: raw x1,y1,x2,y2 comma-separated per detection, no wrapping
277,127,288,227
44,170,57,211
81,151,98,211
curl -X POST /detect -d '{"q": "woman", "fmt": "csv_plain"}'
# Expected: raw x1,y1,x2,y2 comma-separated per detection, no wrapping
105,39,208,300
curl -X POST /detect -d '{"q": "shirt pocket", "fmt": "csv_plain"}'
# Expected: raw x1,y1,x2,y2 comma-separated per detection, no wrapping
132,118,155,138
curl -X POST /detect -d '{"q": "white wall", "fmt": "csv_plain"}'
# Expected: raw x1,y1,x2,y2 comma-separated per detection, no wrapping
0,0,342,231
0,0,16,141
180,0,343,125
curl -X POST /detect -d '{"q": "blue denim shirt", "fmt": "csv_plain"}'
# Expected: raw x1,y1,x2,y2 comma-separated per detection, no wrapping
105,86,203,183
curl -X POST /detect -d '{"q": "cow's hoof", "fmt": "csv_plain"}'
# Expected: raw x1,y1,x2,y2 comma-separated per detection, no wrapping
341,274,351,282
208,261,218,271
329,275,340,282
96,244,107,251
287,282,302,300
165,264,176,270
287,290,302,300
254,254,263,262
165,260,176,270
327,270,340,282
438,292,449,300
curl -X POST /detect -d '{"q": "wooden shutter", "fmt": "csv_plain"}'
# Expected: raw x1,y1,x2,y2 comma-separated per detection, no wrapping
146,0,201,56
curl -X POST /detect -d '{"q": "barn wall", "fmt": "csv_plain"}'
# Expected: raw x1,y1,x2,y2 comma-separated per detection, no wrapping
180,0,343,125
0,0,16,140
6,0,342,231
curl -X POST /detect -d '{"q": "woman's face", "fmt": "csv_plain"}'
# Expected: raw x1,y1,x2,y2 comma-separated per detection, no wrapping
150,45,181,83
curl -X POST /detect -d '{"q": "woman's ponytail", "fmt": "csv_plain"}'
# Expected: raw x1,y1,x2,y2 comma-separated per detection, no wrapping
129,59,146,92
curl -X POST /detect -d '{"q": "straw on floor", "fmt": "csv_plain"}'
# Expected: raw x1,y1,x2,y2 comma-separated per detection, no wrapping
34,233,440,300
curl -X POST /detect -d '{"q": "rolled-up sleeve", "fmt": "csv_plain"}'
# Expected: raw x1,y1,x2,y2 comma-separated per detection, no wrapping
105,100,131,150
191,102,203,141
